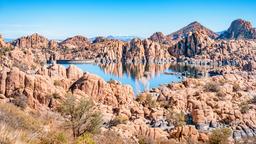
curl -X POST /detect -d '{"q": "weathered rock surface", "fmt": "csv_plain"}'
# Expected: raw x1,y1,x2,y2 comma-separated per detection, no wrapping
124,38,173,63
170,31,214,57
167,21,218,40
219,19,256,40
70,73,134,106
60,35,90,49
11,33,56,49
149,32,171,44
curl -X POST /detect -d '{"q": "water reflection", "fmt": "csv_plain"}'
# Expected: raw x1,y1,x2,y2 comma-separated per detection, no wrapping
61,63,220,94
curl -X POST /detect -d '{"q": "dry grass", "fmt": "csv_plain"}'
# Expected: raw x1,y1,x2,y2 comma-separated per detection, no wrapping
209,128,232,144
136,93,157,108
0,123,22,144
0,103,42,131
109,115,129,127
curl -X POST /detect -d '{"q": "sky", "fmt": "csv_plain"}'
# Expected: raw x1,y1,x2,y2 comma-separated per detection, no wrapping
0,0,255,39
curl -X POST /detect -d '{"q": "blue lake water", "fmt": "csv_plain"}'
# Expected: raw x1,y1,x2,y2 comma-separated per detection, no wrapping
61,63,188,94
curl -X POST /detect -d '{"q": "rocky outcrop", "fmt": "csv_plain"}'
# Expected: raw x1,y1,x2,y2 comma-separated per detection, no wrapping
48,40,59,49
92,36,108,43
149,32,171,44
144,39,172,63
124,38,173,63
91,39,125,63
0,65,80,108
170,31,214,57
124,38,146,63
60,35,90,49
12,33,54,49
167,21,218,40
219,19,256,39
140,73,256,141
70,73,134,106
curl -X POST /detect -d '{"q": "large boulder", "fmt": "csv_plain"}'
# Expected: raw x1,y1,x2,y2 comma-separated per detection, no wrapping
5,67,25,97
66,65,83,80
70,73,134,106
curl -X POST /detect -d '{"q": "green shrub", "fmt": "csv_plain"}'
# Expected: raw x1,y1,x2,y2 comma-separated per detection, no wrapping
12,93,28,109
218,79,227,86
138,135,155,144
59,95,102,138
75,133,95,144
0,47,13,56
52,93,61,99
233,83,241,92
240,102,250,114
39,132,68,144
250,96,256,104
136,93,157,108
54,80,62,87
94,131,128,144
166,110,186,127
109,115,129,127
209,128,232,144
108,78,116,84
204,82,221,92
216,90,226,98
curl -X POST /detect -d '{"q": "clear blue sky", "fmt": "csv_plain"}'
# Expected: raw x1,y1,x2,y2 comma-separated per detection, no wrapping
0,0,255,39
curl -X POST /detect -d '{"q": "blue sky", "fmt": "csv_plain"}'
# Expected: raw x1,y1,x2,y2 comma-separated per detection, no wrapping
0,0,255,39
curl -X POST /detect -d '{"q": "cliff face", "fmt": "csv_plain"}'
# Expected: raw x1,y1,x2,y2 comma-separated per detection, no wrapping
219,19,256,39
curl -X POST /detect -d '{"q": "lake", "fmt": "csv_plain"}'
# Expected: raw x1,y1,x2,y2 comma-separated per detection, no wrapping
61,63,212,94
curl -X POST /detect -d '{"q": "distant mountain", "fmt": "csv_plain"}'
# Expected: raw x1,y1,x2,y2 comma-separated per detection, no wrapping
167,21,219,40
218,19,256,39
106,35,141,42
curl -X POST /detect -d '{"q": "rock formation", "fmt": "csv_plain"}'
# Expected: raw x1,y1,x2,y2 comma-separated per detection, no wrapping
124,38,173,63
11,33,56,49
60,35,90,49
170,31,214,57
167,21,219,40
70,73,134,106
149,32,171,44
219,19,256,39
